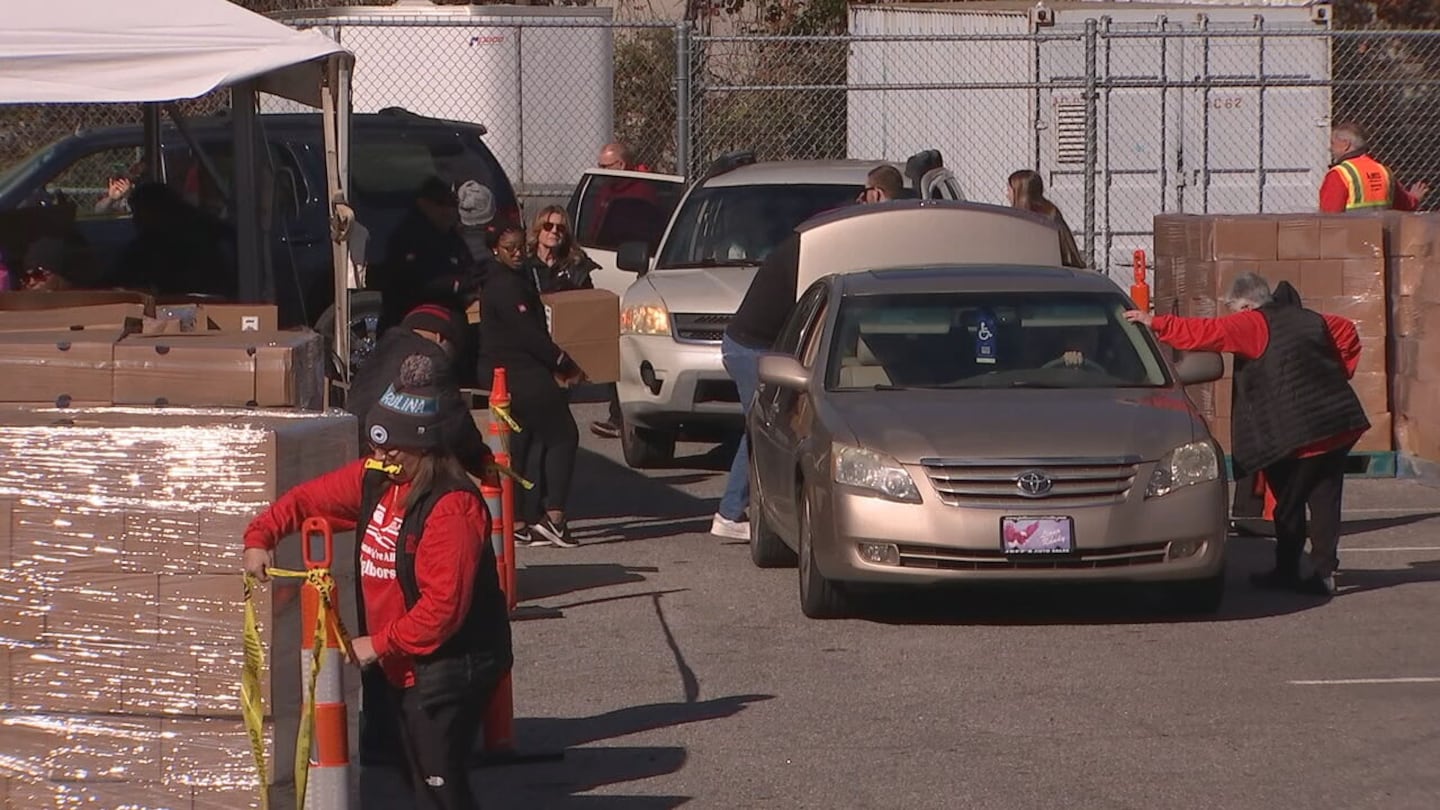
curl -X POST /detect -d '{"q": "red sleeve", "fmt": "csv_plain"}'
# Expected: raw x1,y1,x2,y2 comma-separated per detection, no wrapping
1319,169,1348,213
242,459,366,550
1323,313,1362,378
1393,181,1419,212
372,491,488,658
1150,310,1269,359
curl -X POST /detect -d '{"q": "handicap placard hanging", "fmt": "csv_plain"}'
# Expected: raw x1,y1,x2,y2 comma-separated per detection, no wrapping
975,309,998,365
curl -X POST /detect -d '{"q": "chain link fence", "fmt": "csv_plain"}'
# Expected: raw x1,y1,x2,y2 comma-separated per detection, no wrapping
6,4,1440,275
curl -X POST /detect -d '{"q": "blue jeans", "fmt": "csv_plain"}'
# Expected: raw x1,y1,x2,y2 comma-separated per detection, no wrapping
719,334,764,521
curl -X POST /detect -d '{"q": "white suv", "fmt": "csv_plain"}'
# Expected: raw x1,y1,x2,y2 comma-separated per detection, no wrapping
612,152,964,468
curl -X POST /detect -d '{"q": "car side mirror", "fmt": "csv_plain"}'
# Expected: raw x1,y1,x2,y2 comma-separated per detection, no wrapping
1174,351,1224,385
617,241,650,274
757,353,810,391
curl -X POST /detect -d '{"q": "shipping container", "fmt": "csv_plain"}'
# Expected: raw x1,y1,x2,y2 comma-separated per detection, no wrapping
272,1,615,205
848,1,1333,279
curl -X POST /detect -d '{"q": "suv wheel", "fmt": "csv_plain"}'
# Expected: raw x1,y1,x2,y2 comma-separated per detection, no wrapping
316,291,383,380
749,459,796,568
621,422,676,469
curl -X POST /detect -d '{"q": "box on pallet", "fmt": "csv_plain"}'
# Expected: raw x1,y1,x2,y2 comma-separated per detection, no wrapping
0,407,358,804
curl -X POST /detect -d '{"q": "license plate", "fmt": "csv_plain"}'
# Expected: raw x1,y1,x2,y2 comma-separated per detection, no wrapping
1001,516,1074,554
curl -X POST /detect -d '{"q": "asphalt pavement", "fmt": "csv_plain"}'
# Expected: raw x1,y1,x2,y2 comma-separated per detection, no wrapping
367,399,1440,810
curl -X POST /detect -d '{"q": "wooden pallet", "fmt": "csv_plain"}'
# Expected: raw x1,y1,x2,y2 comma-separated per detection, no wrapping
1223,450,1397,480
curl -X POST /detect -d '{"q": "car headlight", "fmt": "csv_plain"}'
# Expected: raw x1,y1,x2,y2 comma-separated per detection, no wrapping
832,443,922,503
1146,441,1220,498
620,304,671,336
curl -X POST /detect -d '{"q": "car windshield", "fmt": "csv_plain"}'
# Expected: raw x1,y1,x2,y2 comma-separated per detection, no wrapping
827,291,1170,390
656,182,862,269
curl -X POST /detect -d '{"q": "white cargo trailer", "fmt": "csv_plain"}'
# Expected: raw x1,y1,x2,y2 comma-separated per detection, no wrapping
274,1,614,203
848,1,1333,278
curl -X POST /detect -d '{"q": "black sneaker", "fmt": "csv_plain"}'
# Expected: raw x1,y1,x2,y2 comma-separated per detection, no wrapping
533,516,578,548
1249,568,1301,591
514,525,548,547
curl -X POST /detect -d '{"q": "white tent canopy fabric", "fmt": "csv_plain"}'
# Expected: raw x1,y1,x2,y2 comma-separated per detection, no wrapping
0,0,351,108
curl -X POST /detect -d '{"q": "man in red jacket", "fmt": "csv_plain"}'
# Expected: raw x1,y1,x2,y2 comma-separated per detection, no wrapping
1126,275,1369,597
1319,122,1429,213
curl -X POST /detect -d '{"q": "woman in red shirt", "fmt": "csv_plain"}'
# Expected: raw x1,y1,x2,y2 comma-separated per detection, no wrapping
243,355,511,810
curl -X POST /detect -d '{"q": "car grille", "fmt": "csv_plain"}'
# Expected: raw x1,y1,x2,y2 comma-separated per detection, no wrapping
895,541,1169,570
920,458,1140,507
672,312,731,343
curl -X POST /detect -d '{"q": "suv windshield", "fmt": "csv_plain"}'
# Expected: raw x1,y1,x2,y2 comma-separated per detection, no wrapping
827,291,1169,390
656,182,861,269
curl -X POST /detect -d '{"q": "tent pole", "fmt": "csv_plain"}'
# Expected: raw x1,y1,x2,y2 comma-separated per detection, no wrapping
142,104,162,183
322,58,350,385
233,81,262,304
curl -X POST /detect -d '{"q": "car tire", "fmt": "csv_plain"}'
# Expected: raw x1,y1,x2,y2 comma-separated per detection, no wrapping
749,459,796,569
1159,569,1226,616
621,422,676,469
797,488,848,619
315,291,383,381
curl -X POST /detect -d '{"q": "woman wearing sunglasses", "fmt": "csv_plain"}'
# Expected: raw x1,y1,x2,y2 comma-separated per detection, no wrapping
524,205,600,293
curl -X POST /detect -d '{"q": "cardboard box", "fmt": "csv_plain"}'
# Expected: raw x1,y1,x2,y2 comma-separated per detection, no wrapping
1297,260,1345,299
1389,256,1429,299
541,289,620,384
1355,412,1393,452
1210,216,1278,261
1321,295,1387,338
201,303,279,333
0,290,153,313
113,331,324,409
43,573,158,647
0,304,145,333
1319,216,1386,259
1153,214,1190,259
0,330,124,404
113,335,259,407
122,510,202,574
8,645,126,713
1207,416,1232,455
11,505,125,574
1356,336,1387,377
1341,258,1386,298
162,717,271,789
5,779,192,810
1185,382,1215,417
1385,212,1438,259
1276,215,1321,260
1215,378,1233,419
1350,371,1389,415
0,569,46,644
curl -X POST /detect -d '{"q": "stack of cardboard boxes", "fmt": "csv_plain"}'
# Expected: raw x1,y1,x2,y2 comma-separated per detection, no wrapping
1152,213,1396,456
1389,216,1440,469
0,296,357,809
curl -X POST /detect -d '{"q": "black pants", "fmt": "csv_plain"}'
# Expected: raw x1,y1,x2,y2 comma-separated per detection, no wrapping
394,654,506,810
1261,441,1354,578
605,383,623,426
507,368,579,522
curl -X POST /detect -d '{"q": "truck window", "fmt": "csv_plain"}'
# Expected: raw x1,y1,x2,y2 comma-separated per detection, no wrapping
350,135,509,215
574,175,684,253
46,146,146,220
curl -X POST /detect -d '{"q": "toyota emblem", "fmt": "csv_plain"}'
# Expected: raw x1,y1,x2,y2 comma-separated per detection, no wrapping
1015,470,1054,498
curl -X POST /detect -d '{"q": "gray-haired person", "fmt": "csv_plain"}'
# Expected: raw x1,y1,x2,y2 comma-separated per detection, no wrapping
1126,272,1368,597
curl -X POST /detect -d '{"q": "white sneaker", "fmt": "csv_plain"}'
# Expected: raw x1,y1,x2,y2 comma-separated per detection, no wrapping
710,513,749,540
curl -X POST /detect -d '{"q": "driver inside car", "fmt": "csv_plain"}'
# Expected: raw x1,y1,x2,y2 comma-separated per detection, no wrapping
1046,326,1103,371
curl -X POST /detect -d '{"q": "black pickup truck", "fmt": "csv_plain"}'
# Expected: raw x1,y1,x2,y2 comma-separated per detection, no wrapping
0,108,518,370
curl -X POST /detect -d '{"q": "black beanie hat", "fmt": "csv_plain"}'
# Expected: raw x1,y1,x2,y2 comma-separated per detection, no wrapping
366,355,444,450
401,303,464,347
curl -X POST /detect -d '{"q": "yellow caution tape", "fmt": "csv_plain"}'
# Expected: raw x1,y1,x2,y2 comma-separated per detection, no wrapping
486,460,535,490
491,401,522,434
242,567,353,810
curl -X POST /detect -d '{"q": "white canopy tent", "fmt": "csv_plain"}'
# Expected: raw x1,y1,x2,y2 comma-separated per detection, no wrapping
0,0,359,382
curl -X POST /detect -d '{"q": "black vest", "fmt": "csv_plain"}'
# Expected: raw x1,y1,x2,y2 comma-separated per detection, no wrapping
356,469,512,666
1230,304,1370,478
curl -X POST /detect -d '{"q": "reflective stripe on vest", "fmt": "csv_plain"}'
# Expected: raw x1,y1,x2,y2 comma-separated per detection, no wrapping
1334,155,1393,210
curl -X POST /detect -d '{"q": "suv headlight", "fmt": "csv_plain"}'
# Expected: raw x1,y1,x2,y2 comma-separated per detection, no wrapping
832,443,921,503
1146,441,1220,498
621,304,671,336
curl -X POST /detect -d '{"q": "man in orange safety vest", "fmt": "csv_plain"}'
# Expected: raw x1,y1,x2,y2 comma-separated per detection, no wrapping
1319,122,1429,213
